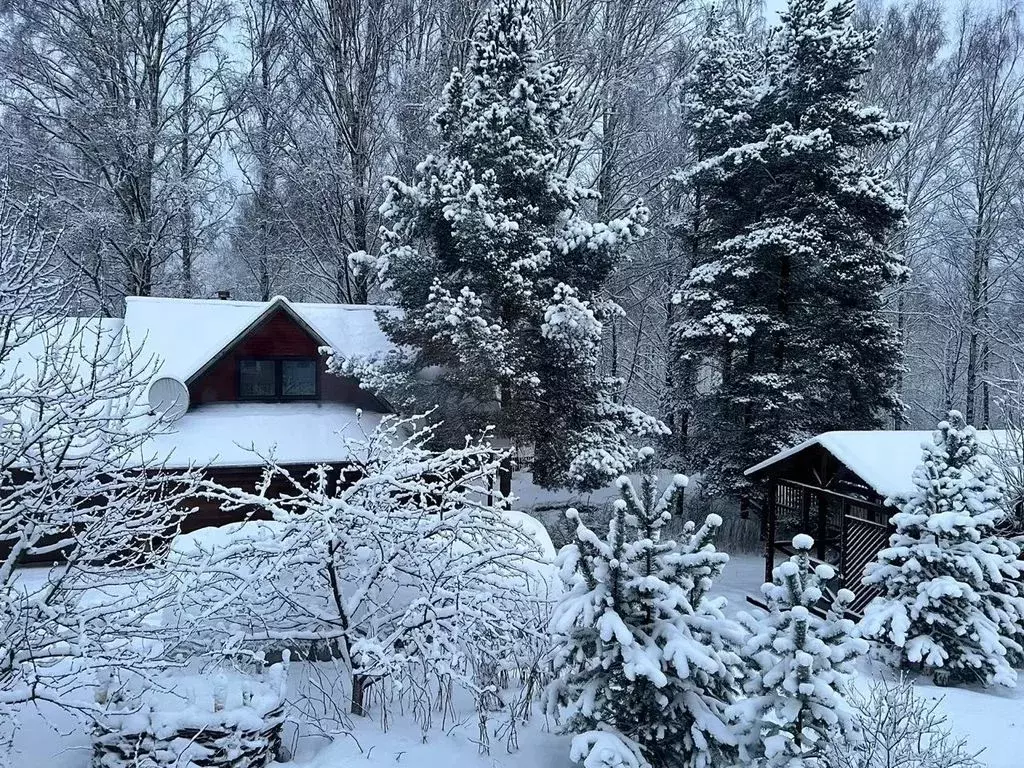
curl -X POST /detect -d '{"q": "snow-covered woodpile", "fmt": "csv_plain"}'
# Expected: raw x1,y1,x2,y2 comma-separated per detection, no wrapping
91,662,288,768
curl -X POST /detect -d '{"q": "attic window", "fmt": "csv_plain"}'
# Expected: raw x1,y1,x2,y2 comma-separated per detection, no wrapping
238,358,318,400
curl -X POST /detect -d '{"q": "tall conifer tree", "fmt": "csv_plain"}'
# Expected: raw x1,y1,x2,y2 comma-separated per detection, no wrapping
353,0,662,492
674,0,907,498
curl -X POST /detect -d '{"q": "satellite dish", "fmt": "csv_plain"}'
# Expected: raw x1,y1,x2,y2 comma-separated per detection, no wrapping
148,376,190,421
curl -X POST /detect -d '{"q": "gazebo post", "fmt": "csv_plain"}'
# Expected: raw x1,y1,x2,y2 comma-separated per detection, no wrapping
764,480,777,584
816,489,828,561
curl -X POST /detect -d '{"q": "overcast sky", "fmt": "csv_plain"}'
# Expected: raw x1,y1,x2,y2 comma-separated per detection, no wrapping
765,0,786,20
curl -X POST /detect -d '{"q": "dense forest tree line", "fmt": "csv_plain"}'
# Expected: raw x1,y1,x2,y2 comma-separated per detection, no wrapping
4,0,1024,482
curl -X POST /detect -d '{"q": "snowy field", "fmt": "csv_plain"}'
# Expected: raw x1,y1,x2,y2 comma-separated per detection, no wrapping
10,553,1023,768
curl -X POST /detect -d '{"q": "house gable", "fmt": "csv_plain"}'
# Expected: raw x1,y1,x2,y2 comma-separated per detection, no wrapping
187,307,322,404
186,305,390,412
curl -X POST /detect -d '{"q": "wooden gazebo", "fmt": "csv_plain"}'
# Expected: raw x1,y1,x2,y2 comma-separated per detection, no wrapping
744,429,1010,614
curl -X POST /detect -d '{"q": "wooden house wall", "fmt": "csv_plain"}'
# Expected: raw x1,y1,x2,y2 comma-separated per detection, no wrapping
188,309,320,404
182,464,355,532
187,308,387,411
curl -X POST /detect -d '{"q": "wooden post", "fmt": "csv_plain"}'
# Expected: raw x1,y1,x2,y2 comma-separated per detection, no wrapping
839,504,850,589
765,481,778,584
816,491,828,561
498,455,512,504
801,487,812,533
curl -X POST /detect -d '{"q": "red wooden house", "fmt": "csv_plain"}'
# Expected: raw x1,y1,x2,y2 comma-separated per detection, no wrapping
123,295,394,530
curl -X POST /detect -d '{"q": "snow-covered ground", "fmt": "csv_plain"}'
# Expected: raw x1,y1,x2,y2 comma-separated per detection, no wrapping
286,707,569,768
9,553,1023,768
719,556,1024,768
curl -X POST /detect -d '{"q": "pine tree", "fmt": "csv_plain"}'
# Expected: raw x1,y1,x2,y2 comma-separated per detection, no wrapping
668,15,760,473
732,535,867,767
549,450,743,768
673,0,907,498
353,0,662,492
862,411,1024,687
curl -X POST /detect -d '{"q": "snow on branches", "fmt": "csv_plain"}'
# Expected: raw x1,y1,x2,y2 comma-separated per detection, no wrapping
673,0,907,498
862,411,1024,687
549,450,743,768
731,535,867,768
0,189,202,746
353,0,661,492
165,414,554,729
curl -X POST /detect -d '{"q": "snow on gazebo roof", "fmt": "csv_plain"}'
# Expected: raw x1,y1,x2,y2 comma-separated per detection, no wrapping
744,429,1013,500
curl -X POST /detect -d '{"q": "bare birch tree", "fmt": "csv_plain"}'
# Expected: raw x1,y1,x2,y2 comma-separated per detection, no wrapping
0,0,233,310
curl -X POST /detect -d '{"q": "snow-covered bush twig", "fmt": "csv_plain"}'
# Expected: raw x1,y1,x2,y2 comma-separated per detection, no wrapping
824,674,982,768
167,414,554,734
1,187,203,737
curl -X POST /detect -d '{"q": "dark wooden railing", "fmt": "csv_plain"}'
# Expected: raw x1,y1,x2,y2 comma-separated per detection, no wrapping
762,478,894,616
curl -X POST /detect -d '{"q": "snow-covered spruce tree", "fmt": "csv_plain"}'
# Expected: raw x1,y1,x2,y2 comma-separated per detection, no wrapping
673,0,907,499
861,411,1024,687
349,0,662,493
549,449,743,768
667,14,760,469
732,535,867,768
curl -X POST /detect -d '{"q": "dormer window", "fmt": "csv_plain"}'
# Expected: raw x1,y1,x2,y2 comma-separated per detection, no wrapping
281,359,317,397
238,358,318,401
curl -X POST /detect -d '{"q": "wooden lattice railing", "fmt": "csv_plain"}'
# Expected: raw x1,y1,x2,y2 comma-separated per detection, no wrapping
762,479,894,617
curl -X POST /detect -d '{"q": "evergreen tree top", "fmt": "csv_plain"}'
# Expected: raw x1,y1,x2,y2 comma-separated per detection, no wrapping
432,0,574,193
903,410,1006,534
682,20,760,165
772,0,906,148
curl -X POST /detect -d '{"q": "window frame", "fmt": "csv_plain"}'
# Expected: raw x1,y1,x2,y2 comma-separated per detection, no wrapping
237,356,320,402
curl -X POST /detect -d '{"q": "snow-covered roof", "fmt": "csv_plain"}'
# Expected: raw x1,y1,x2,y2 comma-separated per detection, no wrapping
123,295,393,382
3,298,396,470
744,429,1013,499
137,402,384,469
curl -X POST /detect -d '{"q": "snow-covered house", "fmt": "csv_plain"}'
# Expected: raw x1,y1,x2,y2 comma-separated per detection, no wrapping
122,295,394,529
744,429,1015,613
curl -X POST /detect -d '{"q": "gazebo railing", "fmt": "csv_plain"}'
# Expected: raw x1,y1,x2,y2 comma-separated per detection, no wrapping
763,478,894,615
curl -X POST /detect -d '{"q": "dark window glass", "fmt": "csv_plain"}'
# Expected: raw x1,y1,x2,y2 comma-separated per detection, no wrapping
282,359,317,397
239,359,277,398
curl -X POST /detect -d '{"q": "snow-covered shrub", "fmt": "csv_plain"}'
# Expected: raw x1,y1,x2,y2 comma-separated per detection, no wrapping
166,415,553,735
731,534,867,767
92,659,289,768
549,449,743,768
862,411,1024,686
0,187,202,747
823,675,982,768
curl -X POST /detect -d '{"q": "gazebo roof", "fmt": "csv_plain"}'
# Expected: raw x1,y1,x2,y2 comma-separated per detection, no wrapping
744,429,1013,500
